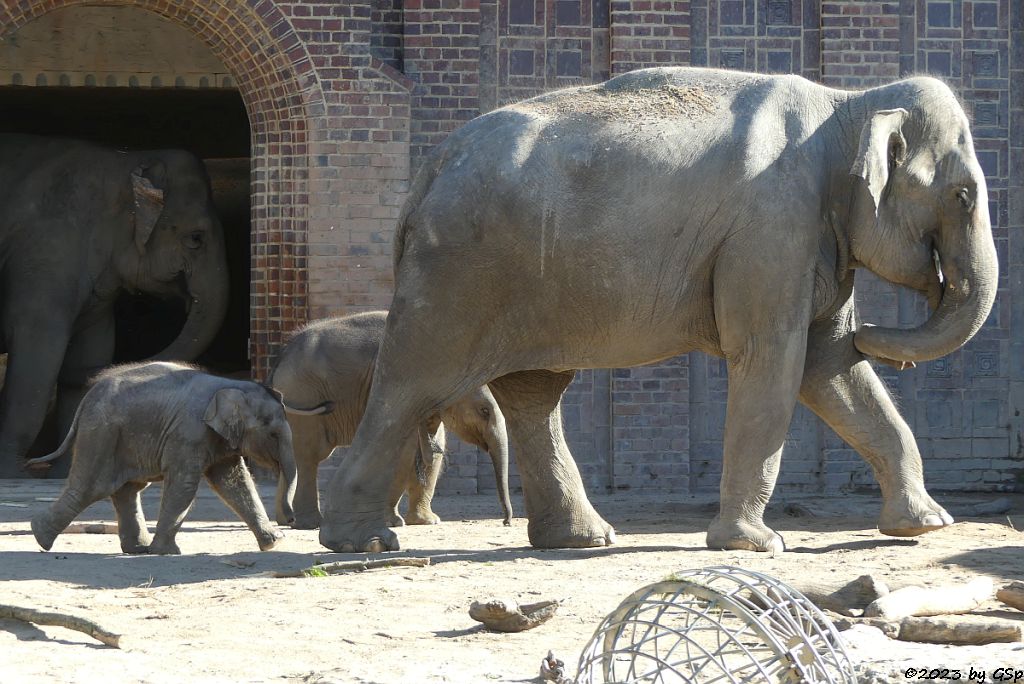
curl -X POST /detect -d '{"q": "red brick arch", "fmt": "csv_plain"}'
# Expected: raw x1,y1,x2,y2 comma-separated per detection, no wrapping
0,0,325,377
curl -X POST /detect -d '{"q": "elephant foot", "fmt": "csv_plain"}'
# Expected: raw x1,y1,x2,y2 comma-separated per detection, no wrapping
405,508,441,525
878,491,953,537
120,533,153,555
291,511,323,530
275,512,294,526
30,516,58,551
706,517,785,553
527,510,615,549
147,538,181,555
256,527,285,551
319,509,400,553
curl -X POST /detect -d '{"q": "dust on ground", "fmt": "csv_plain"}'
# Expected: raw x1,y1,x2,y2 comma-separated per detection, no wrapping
2,480,1023,683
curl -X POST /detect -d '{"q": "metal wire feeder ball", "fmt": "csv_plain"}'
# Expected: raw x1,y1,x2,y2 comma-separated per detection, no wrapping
575,565,856,683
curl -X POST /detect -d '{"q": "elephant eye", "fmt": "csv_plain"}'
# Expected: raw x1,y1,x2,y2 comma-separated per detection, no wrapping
956,187,974,211
184,231,204,249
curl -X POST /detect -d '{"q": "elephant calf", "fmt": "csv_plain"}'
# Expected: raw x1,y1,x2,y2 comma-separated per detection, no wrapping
29,362,297,555
270,311,513,530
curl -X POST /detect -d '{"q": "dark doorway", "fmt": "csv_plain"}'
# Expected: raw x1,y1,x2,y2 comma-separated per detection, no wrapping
0,86,251,376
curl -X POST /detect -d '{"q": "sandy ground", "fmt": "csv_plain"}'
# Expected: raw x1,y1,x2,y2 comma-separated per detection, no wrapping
2,480,1024,683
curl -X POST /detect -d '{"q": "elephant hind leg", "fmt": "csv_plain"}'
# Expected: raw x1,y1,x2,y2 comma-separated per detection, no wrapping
30,429,120,551
489,370,614,549
111,481,152,554
279,415,329,530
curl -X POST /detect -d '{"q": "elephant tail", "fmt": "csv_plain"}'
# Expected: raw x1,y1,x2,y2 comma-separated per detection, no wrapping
282,400,335,417
24,402,83,470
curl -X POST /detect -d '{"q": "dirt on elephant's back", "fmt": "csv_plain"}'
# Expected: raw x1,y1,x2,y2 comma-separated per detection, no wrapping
1,484,1023,683
512,82,721,123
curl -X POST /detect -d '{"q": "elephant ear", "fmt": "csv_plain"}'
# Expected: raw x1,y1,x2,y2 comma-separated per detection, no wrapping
203,388,248,450
131,162,166,255
850,108,908,216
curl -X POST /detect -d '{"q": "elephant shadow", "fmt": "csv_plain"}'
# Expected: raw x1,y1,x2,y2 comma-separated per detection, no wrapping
0,549,318,589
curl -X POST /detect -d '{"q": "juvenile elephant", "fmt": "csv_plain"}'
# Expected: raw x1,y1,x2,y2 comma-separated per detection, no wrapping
0,135,229,476
269,311,512,530
29,362,296,555
320,67,998,554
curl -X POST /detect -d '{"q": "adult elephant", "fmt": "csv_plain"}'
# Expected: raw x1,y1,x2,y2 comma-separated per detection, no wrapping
320,67,998,554
0,134,229,476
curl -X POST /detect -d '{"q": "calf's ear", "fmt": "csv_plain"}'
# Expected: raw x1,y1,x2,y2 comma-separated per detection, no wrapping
203,388,247,450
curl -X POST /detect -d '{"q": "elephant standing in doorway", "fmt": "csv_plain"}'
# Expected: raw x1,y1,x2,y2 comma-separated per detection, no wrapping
270,311,513,530
0,134,229,476
318,67,997,554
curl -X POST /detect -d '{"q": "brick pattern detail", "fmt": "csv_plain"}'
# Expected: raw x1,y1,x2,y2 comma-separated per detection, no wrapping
479,0,611,113
372,0,405,70
820,1,900,86
610,0,691,74
284,2,411,328
688,0,821,79
403,0,481,167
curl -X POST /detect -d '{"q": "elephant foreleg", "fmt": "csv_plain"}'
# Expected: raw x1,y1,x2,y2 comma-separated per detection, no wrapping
800,306,951,536
707,328,809,553
489,370,614,549
53,314,115,478
111,481,152,554
404,423,445,525
207,456,283,551
149,466,201,555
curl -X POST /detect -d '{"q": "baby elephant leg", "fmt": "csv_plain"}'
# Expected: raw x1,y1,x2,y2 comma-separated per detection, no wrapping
206,456,284,551
149,468,201,555
404,425,445,526
111,481,152,554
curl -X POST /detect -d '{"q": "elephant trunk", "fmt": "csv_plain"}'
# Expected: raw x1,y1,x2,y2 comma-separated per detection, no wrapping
276,434,298,524
149,233,230,363
485,414,514,526
855,209,998,363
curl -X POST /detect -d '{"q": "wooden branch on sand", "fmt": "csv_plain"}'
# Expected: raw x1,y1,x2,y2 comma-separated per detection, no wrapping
64,522,119,534
864,577,992,620
996,581,1024,612
789,575,890,616
0,604,121,648
898,616,1022,645
265,557,431,578
827,611,1021,645
469,598,561,632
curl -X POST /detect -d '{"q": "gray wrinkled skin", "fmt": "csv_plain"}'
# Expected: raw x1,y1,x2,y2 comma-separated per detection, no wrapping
270,311,513,531
320,67,996,554
0,135,229,477
30,362,295,555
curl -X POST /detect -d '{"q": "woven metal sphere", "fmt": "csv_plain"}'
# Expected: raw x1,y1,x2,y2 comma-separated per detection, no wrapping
576,565,855,683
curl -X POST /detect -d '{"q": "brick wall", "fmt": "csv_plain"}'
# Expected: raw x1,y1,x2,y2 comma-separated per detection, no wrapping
3,0,1018,498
